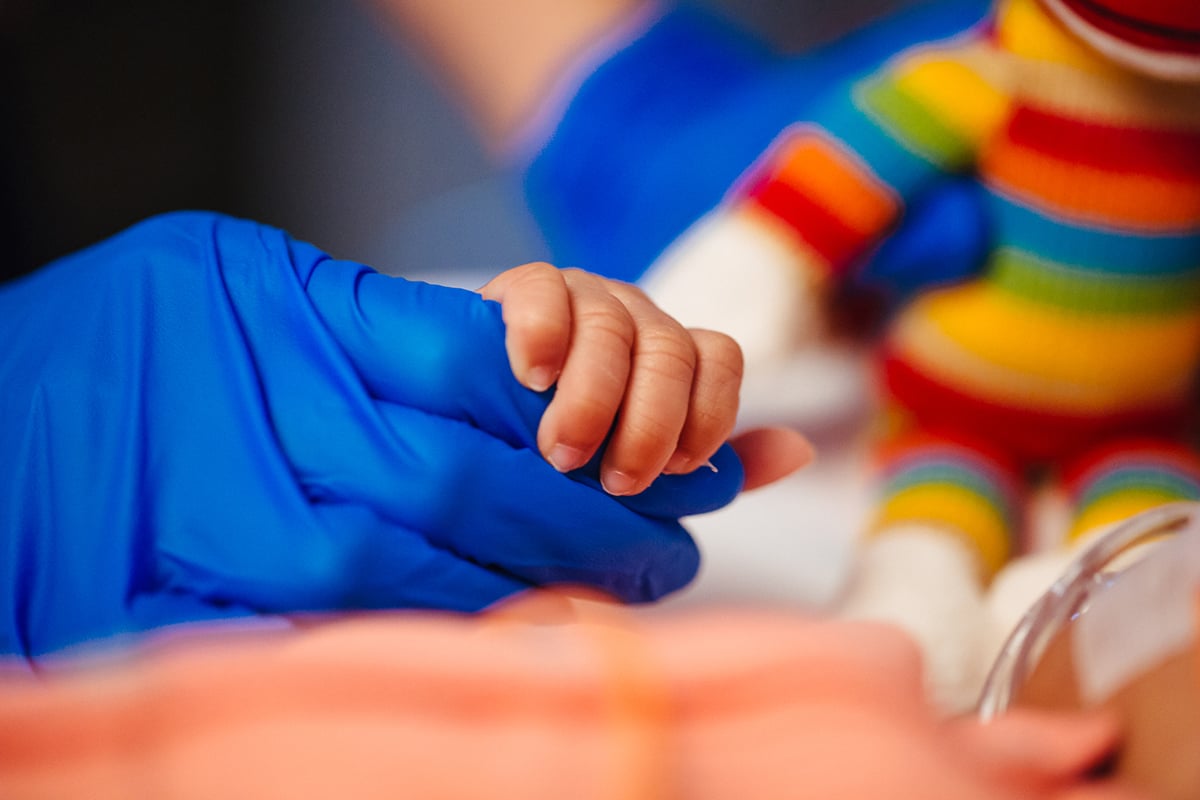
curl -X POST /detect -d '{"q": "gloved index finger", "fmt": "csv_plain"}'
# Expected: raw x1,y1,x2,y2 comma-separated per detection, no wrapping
293,238,547,451
290,234,746,519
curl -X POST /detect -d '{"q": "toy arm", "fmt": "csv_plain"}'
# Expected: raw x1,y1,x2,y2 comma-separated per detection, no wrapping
644,35,1013,366
748,39,1011,266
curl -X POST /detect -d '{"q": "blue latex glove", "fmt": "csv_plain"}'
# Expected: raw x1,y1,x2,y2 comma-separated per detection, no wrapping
0,212,743,658
523,0,991,298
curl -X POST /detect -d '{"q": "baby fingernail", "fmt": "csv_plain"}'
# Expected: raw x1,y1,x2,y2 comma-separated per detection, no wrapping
601,470,638,496
525,366,557,393
664,452,719,475
548,443,586,473
664,451,693,474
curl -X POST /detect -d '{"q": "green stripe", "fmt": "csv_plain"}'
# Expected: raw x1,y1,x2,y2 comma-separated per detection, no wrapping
854,77,972,171
882,463,1014,524
992,248,1200,314
1077,471,1200,509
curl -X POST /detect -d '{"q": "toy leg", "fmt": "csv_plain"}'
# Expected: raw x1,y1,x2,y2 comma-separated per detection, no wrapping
985,438,1200,674
837,430,1024,712
1062,438,1200,547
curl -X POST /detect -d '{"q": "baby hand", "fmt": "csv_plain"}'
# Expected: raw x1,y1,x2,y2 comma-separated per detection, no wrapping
479,262,813,496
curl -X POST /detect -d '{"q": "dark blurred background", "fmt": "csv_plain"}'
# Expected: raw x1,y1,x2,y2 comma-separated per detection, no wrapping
0,0,922,286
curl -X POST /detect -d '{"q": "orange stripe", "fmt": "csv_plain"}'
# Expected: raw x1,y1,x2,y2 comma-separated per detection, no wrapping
982,135,1200,230
577,603,671,800
773,135,901,237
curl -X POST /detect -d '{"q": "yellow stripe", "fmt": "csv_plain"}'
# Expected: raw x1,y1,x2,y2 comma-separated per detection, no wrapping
888,283,1200,413
988,0,1200,130
1069,491,1183,542
872,483,1011,578
893,52,1010,149
994,0,1116,74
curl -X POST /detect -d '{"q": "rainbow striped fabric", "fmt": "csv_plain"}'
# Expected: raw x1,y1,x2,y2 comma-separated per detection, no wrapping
1063,439,1200,541
737,0,1200,565
872,429,1026,576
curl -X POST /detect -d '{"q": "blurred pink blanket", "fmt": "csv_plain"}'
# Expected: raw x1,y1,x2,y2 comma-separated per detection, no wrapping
0,594,1127,799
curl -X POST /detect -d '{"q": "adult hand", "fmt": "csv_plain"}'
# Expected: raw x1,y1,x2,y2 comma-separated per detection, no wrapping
0,212,791,659
522,0,991,297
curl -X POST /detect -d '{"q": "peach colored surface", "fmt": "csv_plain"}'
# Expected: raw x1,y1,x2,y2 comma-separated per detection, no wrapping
0,594,1136,800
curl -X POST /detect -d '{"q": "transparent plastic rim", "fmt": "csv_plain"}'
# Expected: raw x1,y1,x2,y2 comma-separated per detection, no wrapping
976,501,1200,720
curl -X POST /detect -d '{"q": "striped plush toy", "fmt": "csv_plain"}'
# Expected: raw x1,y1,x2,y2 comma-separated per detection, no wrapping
644,0,1200,710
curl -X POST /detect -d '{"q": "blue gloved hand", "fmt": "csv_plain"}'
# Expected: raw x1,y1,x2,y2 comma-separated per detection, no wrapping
0,212,743,658
523,0,991,298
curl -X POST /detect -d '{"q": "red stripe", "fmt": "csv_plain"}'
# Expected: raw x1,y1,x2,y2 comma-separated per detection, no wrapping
872,424,1029,550
1068,0,1200,34
879,348,1191,468
1058,0,1200,55
874,429,1025,495
1060,436,1200,490
1005,106,1200,179
746,176,873,274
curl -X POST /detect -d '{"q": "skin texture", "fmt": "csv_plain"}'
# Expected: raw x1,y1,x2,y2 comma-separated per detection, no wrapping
481,262,815,495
